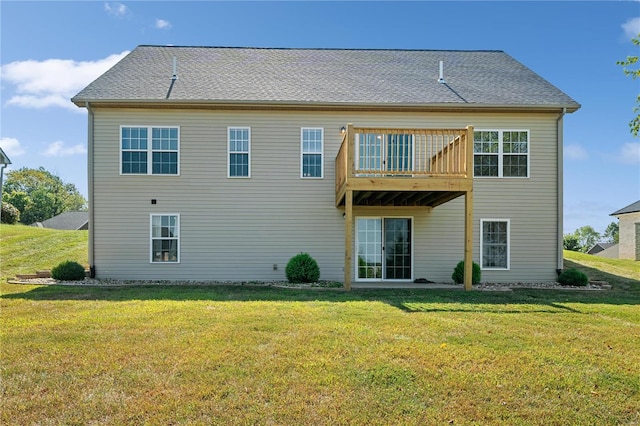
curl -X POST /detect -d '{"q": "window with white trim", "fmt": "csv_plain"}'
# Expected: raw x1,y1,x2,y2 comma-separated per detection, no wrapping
473,130,529,177
480,219,510,270
121,126,179,175
150,214,180,263
228,127,250,178
301,128,323,178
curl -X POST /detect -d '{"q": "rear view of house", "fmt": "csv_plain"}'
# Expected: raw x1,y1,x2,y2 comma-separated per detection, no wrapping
72,46,579,288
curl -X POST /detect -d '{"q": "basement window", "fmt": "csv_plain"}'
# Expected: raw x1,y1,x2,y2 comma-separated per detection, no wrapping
150,214,180,263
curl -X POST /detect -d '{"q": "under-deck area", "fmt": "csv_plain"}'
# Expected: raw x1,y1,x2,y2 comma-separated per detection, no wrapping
336,124,475,290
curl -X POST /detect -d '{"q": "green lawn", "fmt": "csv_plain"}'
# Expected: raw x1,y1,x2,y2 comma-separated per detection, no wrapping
0,224,88,278
1,225,639,424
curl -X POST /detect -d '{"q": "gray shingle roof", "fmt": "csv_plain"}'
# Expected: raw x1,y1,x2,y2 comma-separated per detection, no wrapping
611,200,640,216
32,211,89,230
72,46,580,110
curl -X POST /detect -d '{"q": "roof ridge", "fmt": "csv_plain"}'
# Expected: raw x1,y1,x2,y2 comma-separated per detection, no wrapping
136,45,505,53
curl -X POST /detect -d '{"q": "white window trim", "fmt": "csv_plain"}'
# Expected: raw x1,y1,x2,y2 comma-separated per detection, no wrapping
227,126,251,178
150,213,180,264
473,129,530,178
480,218,510,271
354,216,414,282
300,127,324,179
120,125,180,176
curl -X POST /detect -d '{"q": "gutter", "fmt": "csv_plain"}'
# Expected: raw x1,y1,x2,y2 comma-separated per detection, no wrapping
556,107,567,275
71,98,581,114
87,102,95,278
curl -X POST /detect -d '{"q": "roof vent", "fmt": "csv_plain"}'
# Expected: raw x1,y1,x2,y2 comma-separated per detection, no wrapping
171,57,178,81
438,60,446,84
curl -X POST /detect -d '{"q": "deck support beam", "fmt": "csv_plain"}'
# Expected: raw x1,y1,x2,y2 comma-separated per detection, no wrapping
463,125,474,291
464,189,473,291
344,189,353,291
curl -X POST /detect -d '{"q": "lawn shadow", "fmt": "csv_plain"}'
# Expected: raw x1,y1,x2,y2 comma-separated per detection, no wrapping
2,278,638,314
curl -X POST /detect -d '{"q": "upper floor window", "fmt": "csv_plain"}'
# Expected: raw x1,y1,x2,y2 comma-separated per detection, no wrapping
228,127,251,178
121,126,179,175
150,214,180,263
473,130,529,178
301,128,324,178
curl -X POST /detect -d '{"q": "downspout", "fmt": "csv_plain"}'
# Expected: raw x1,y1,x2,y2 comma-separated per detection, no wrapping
87,102,95,278
556,107,566,275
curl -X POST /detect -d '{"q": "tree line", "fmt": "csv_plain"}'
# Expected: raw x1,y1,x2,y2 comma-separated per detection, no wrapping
1,167,86,225
563,223,619,253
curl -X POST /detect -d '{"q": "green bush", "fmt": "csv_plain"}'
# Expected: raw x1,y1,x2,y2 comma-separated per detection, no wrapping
51,260,86,281
1,202,20,224
286,253,320,283
558,268,588,286
452,260,481,284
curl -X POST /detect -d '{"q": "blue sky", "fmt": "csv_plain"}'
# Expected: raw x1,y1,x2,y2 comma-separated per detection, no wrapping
1,1,638,235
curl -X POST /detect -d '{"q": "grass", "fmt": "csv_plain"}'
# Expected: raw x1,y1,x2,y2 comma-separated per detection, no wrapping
1,225,639,424
0,224,88,278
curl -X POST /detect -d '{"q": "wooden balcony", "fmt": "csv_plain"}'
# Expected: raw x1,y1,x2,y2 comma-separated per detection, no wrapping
335,124,474,207
337,124,475,291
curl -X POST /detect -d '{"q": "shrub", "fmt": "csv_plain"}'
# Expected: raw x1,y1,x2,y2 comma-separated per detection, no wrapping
286,253,320,283
452,260,481,284
558,268,588,286
51,260,86,281
1,202,20,224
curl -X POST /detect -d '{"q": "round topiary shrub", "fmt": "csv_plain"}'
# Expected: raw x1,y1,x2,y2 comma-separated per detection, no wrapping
452,260,481,284
1,202,20,224
557,268,588,286
51,260,86,281
285,252,320,283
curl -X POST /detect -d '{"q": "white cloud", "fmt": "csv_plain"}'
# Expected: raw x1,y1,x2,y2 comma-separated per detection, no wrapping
104,2,129,17
155,19,172,30
0,137,26,158
617,142,640,165
1,51,129,111
43,141,87,157
622,17,640,39
564,144,588,160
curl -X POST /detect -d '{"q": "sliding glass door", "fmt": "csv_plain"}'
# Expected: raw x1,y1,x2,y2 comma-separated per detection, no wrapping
356,134,413,175
356,217,412,281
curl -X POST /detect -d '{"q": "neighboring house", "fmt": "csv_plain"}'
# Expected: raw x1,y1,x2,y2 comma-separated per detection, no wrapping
594,244,619,259
588,242,619,259
71,46,580,288
611,200,640,260
32,211,89,230
587,242,616,255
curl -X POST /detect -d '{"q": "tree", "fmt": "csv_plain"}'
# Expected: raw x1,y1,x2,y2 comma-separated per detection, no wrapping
603,221,619,244
1,202,20,224
2,167,86,224
617,33,640,136
563,233,581,251
574,225,601,253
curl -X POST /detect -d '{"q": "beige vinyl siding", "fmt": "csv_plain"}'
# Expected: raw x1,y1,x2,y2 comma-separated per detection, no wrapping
91,108,559,283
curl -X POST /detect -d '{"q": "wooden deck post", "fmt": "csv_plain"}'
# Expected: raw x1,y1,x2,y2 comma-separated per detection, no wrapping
464,125,474,291
344,189,353,291
464,190,473,291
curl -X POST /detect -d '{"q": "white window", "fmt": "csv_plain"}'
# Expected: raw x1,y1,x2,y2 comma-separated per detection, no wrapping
228,127,251,178
473,130,529,178
480,219,510,270
301,128,323,178
121,126,179,175
150,214,180,263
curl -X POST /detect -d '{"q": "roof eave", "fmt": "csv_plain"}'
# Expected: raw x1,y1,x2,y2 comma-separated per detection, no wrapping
71,98,580,113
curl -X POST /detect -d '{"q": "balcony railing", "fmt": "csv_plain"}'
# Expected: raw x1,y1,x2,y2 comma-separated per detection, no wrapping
336,124,474,197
